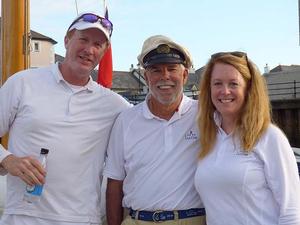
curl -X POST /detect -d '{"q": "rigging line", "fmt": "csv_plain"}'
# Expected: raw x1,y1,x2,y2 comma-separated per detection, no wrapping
74,0,79,15
299,0,300,45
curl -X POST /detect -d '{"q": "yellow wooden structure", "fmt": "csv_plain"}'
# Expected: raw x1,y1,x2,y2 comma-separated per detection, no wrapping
1,0,30,148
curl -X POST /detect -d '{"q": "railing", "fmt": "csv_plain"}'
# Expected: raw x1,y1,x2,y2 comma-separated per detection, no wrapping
267,80,300,99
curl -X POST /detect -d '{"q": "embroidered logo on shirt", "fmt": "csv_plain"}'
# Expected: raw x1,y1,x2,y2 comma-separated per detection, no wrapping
235,150,251,156
185,130,198,140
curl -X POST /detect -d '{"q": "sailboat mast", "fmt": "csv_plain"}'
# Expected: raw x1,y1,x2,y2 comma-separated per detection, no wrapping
0,0,30,147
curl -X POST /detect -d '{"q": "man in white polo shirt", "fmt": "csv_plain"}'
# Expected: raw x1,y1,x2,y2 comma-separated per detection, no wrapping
104,35,205,225
0,12,130,225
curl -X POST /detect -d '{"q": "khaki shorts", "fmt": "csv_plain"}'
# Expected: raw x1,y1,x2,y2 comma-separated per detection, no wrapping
121,215,206,225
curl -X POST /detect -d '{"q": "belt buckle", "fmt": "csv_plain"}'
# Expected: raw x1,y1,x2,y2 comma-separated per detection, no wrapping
130,209,137,219
152,211,164,222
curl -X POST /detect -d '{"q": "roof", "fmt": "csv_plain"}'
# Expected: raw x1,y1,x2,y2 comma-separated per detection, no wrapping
264,65,300,81
55,54,64,63
263,65,300,100
269,65,300,73
185,66,205,89
31,30,57,44
112,71,141,90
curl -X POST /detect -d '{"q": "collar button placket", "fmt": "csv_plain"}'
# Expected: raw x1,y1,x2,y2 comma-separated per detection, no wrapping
164,123,173,152
67,93,75,116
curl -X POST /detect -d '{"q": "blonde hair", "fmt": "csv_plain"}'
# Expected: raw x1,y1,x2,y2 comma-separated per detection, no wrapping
198,53,271,158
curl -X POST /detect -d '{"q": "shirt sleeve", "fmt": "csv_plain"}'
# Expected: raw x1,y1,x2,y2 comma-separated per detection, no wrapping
103,113,126,181
259,125,300,224
0,75,22,174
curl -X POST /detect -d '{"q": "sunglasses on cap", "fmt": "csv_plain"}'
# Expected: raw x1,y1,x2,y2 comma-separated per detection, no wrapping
211,51,247,59
67,13,113,36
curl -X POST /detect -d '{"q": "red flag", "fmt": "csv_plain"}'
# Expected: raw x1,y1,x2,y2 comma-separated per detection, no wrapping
98,45,113,88
97,4,113,88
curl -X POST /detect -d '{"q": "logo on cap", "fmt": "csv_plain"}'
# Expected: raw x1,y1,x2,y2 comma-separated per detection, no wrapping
156,44,171,54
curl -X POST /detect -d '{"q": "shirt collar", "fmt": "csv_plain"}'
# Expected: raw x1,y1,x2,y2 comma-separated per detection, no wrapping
214,111,235,137
142,94,194,120
214,111,222,127
51,62,97,92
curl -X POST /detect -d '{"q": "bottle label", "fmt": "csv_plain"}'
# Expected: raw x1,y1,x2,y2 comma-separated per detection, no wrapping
26,184,44,196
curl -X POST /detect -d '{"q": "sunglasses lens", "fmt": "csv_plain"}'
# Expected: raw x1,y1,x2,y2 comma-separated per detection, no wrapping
101,19,112,29
211,53,223,59
82,14,99,23
231,52,245,57
211,51,246,59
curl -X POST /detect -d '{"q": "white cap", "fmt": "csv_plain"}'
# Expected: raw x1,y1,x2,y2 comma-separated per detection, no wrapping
68,12,112,41
137,35,193,69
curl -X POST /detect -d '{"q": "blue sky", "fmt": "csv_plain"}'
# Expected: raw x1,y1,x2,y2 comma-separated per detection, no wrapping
23,0,300,72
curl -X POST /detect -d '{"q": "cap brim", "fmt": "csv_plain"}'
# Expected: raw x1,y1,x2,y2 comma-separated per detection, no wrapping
68,21,110,41
144,57,184,68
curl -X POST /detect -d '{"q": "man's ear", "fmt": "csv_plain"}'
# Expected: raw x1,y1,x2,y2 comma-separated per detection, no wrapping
182,67,189,85
144,70,150,86
64,36,69,49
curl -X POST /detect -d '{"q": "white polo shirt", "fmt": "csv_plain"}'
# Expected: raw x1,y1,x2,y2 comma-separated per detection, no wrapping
104,95,203,211
194,113,300,225
0,63,131,223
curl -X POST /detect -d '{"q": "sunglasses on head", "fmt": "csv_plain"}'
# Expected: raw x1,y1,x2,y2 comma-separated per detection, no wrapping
211,51,253,78
68,13,113,36
211,51,247,59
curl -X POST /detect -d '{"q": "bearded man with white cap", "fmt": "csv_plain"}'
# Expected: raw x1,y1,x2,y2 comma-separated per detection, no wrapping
0,12,130,225
104,35,206,225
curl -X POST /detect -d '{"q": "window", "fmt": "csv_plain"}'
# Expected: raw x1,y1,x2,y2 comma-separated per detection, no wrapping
33,41,40,52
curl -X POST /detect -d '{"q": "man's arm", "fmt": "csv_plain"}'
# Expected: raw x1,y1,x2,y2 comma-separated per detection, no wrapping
106,178,124,225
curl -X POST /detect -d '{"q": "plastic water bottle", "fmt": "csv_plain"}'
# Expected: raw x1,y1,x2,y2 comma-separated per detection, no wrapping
24,148,49,203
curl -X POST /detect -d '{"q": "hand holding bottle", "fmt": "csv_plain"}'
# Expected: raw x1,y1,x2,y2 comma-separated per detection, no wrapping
24,148,49,203
1,153,46,186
